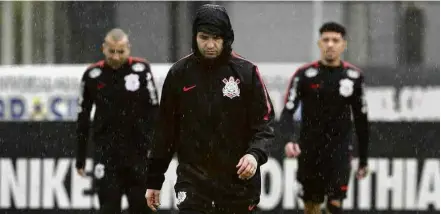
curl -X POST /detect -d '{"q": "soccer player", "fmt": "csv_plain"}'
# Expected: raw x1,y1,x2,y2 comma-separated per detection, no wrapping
145,4,275,214
76,28,158,213
280,22,369,214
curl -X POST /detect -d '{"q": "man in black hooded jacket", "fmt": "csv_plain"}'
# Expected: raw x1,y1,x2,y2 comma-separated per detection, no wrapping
145,4,275,214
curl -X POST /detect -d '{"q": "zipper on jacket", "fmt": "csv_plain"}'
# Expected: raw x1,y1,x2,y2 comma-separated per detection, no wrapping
207,65,214,154
207,65,213,117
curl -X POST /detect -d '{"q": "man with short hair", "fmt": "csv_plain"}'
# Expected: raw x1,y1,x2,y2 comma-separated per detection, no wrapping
280,22,370,214
145,4,275,214
76,28,157,213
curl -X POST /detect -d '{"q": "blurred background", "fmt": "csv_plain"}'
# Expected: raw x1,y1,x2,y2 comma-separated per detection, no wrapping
0,1,439,214
0,1,439,66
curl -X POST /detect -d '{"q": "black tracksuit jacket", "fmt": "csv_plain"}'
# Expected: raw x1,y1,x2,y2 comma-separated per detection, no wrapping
279,60,369,169
75,57,159,170
146,53,275,203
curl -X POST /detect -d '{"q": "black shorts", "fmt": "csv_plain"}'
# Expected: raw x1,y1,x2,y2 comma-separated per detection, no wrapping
92,163,152,213
175,187,259,214
297,159,351,203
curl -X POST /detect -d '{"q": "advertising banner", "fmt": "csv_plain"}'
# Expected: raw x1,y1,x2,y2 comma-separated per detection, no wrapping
0,122,438,214
0,64,438,122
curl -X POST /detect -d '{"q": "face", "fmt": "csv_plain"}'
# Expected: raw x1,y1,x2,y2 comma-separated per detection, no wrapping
102,38,130,68
196,32,224,59
318,32,346,63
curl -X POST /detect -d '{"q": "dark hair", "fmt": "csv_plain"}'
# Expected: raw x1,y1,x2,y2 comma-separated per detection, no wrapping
319,22,346,38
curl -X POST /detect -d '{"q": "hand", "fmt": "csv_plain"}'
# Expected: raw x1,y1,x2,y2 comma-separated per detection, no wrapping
285,142,301,158
77,168,85,177
356,166,369,179
145,189,161,212
236,154,258,180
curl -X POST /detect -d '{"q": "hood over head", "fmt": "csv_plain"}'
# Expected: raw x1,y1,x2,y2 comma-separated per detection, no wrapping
192,4,234,62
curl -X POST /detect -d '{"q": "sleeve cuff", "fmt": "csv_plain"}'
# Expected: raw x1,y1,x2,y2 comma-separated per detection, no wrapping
146,175,165,190
247,149,267,166
75,159,85,169
145,158,170,190
290,133,299,143
249,152,261,165
359,158,368,168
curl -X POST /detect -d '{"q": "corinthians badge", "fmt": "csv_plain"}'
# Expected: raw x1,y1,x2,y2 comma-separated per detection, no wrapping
222,76,240,99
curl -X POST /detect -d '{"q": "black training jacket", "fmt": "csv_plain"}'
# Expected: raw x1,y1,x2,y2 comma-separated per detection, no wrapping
76,57,159,170
279,61,369,168
146,52,275,202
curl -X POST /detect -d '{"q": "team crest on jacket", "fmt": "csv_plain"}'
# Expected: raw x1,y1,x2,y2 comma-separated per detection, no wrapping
176,191,187,205
305,68,318,78
339,78,354,97
347,69,360,79
124,74,140,91
89,68,102,79
222,76,240,99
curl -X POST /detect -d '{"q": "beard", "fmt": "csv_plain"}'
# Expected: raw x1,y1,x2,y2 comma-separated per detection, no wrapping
106,58,126,69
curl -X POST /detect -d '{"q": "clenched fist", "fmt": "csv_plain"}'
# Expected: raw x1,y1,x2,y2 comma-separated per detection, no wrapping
285,142,301,158
356,166,369,179
145,189,161,212
236,154,258,180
